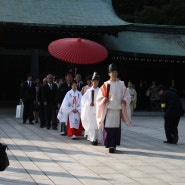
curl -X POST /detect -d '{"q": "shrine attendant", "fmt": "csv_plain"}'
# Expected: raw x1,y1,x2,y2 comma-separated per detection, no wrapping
81,72,102,145
57,82,83,139
96,63,132,153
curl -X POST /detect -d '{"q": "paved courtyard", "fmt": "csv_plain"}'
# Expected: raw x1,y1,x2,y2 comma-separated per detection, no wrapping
0,108,185,185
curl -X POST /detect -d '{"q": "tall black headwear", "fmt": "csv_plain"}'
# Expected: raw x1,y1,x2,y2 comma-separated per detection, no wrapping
92,72,100,81
86,75,92,81
108,63,118,72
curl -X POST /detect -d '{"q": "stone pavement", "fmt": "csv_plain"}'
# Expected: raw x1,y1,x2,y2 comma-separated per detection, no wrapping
0,107,185,185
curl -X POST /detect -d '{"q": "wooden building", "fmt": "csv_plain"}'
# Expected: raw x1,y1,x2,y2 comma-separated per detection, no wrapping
0,0,185,101
100,24,185,88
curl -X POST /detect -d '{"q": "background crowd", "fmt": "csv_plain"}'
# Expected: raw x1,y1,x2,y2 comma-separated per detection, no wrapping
18,68,184,152
19,71,182,125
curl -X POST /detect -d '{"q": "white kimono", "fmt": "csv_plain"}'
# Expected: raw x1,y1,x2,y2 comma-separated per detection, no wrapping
81,87,102,142
57,89,82,129
127,87,137,115
96,80,132,128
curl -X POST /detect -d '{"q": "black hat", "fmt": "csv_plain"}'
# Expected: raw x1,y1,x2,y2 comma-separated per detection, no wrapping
86,75,92,81
92,72,100,81
108,63,118,72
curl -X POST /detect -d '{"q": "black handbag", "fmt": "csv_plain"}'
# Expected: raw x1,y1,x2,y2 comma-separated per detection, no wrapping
0,143,10,171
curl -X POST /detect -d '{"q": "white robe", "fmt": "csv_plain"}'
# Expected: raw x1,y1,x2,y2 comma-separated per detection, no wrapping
81,87,102,142
127,87,137,115
57,89,82,129
96,80,132,128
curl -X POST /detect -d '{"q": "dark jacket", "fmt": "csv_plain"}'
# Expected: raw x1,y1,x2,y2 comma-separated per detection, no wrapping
42,83,58,105
20,81,35,101
160,89,184,118
76,81,84,91
57,82,72,104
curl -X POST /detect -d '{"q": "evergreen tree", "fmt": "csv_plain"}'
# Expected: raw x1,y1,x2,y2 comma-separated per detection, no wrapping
112,0,185,26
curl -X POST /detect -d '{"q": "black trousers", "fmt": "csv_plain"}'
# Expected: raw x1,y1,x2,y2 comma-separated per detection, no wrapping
39,106,46,127
103,122,121,148
164,115,180,142
23,100,34,122
44,103,57,129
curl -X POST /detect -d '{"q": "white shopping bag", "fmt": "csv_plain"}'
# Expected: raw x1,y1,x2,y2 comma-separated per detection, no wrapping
16,104,24,118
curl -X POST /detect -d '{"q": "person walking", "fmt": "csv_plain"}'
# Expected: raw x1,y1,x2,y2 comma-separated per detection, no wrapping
20,73,35,124
81,72,102,145
57,81,83,139
96,63,132,153
75,74,84,91
38,77,47,128
81,75,92,95
57,71,73,135
157,85,184,144
33,77,41,123
127,81,137,115
42,74,58,130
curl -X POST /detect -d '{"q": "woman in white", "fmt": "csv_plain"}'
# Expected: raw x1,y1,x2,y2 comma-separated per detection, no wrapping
127,81,137,115
81,72,102,145
57,81,83,139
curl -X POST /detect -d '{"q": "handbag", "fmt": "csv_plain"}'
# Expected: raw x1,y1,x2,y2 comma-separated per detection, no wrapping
0,143,10,171
16,104,24,118
145,89,150,96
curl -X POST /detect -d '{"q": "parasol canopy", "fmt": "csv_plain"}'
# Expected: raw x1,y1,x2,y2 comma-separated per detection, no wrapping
48,38,108,64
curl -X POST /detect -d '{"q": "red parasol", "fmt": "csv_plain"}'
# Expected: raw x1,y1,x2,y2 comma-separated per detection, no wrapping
48,38,108,64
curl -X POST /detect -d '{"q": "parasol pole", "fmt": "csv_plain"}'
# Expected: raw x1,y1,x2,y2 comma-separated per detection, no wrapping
90,89,94,106
106,84,110,100
74,67,77,78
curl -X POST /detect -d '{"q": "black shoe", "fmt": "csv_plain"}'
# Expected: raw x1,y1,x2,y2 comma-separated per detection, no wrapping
47,125,51,129
40,125,45,128
173,136,178,144
163,140,173,144
91,140,98,146
29,122,34,125
23,120,26,124
52,127,57,130
109,148,115,153
35,120,38,123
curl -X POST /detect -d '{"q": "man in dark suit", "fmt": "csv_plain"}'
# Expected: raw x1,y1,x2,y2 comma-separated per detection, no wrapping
75,74,84,91
20,73,35,124
57,71,73,107
42,74,58,130
157,85,184,144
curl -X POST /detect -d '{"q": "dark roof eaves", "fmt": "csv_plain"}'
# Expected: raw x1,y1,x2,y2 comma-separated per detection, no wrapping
109,49,185,62
126,23,185,34
0,21,132,27
0,21,128,27
0,21,132,36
